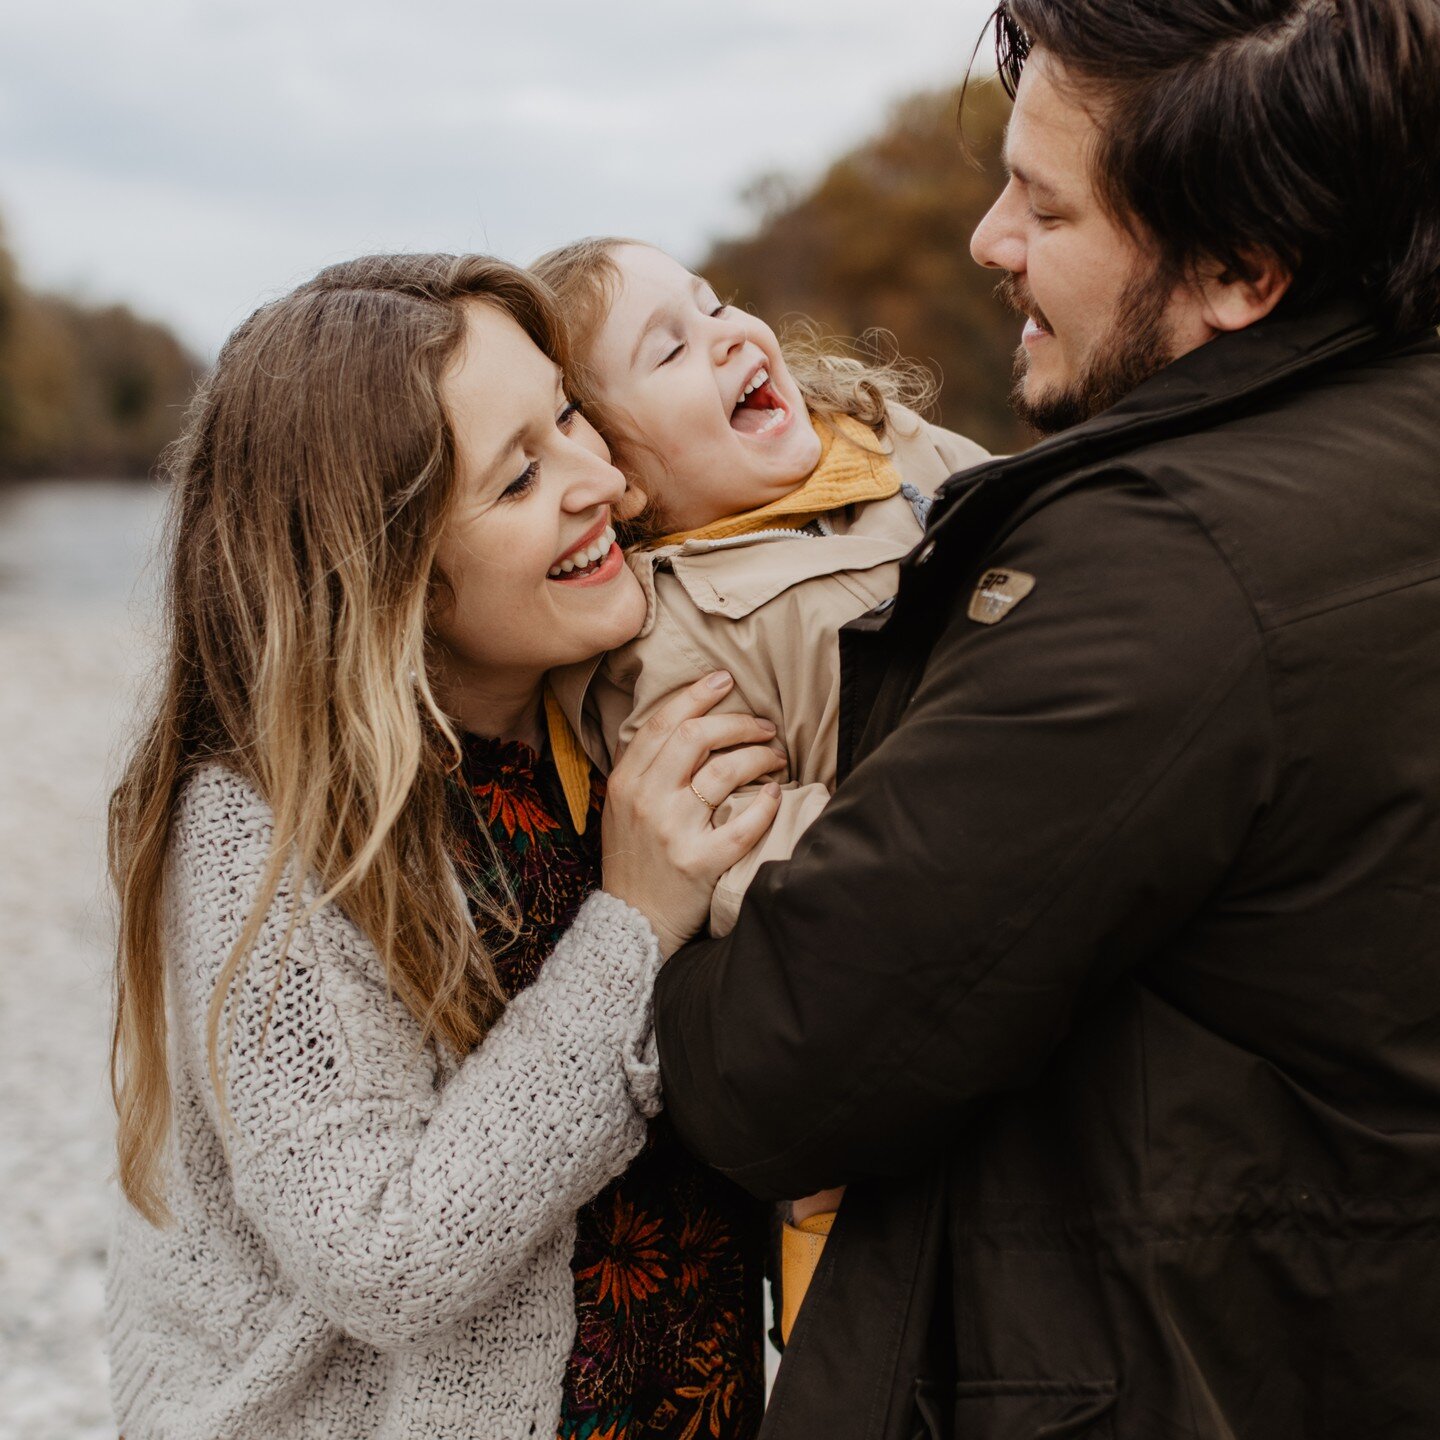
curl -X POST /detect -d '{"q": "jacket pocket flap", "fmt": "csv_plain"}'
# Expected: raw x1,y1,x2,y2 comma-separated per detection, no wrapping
914,1378,1118,1440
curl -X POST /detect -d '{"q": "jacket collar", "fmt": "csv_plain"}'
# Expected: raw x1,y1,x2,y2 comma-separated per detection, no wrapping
546,510,919,753
544,533,806,740
922,296,1392,550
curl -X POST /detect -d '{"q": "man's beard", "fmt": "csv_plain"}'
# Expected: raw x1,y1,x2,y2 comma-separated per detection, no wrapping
999,268,1176,436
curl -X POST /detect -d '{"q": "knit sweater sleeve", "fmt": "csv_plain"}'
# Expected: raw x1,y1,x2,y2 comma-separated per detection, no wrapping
165,766,662,1352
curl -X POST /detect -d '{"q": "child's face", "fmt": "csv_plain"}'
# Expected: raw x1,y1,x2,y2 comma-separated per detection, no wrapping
586,245,823,534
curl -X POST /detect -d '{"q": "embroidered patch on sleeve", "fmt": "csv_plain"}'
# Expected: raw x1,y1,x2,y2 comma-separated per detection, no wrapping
967,568,1036,625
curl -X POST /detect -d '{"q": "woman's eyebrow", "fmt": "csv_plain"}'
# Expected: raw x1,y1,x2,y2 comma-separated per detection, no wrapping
473,366,567,488
475,424,528,490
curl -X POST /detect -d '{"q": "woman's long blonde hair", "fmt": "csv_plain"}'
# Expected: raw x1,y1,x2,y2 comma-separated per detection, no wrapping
530,237,936,512
109,254,560,1225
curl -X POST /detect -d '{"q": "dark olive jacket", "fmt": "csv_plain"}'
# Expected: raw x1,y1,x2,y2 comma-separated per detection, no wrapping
654,299,1440,1440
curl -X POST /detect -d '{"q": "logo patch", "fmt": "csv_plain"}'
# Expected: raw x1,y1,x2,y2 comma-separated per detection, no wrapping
967,568,1036,625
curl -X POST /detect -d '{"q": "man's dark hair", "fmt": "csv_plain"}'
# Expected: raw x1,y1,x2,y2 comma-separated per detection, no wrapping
987,0,1440,334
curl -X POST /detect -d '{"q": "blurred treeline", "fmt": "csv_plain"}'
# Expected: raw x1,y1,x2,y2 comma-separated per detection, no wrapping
0,79,1022,477
701,77,1029,455
0,219,200,478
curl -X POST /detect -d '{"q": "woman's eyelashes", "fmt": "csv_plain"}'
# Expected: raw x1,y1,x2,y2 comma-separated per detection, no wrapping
499,400,583,500
501,462,539,501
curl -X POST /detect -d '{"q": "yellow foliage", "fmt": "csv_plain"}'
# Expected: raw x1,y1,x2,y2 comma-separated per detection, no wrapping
700,79,1031,456
0,216,200,477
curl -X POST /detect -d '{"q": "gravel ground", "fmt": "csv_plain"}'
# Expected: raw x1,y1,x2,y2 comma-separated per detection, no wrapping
0,617,152,1440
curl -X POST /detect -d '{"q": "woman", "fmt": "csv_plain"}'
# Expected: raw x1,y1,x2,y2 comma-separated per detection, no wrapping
105,253,782,1440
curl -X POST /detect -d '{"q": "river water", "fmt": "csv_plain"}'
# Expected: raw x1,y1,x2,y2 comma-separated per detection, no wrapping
0,479,167,1440
0,478,168,624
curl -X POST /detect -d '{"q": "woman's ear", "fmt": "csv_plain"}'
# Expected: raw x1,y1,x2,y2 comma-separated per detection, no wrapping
1199,251,1292,333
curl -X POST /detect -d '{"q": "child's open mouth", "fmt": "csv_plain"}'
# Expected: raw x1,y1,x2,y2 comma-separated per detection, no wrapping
730,367,788,437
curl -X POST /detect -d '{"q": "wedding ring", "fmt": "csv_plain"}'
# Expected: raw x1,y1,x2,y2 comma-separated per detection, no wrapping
689,781,717,812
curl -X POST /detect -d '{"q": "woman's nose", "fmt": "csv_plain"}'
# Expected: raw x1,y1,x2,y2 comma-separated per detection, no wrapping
562,445,627,512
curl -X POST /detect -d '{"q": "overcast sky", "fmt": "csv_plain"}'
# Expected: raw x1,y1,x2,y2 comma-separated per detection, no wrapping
0,0,1000,357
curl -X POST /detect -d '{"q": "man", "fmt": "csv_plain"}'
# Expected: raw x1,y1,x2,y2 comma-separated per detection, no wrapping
652,2,1440,1437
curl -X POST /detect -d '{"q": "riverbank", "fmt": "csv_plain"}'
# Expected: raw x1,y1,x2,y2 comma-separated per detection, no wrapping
0,478,164,1440
0,616,155,1440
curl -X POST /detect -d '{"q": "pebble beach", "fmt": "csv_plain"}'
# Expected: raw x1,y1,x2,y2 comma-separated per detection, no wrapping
0,480,166,1440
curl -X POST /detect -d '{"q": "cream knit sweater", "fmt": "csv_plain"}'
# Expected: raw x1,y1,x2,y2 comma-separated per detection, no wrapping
106,765,664,1439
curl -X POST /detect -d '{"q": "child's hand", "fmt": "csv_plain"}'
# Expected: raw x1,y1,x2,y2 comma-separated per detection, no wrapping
791,1187,846,1223
602,672,783,956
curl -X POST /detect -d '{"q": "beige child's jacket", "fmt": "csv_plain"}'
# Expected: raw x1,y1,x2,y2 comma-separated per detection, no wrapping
552,405,987,935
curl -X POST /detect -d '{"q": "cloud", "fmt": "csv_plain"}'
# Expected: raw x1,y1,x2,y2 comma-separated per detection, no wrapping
0,0,997,354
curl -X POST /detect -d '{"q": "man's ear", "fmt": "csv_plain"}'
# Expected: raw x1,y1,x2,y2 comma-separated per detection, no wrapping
1199,251,1292,333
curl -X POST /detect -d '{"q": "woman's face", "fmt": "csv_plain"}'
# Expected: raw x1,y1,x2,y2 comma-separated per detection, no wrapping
587,244,822,535
431,302,646,719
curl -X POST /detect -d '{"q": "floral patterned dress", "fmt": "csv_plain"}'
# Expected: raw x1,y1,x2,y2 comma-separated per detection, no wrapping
449,730,767,1440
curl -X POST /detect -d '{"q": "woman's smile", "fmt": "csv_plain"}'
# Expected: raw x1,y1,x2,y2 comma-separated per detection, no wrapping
547,521,621,582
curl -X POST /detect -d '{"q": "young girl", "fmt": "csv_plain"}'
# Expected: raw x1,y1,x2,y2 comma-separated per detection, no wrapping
105,253,784,1440
533,238,988,1344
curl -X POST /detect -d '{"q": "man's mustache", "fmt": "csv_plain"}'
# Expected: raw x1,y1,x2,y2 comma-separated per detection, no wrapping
996,273,1054,336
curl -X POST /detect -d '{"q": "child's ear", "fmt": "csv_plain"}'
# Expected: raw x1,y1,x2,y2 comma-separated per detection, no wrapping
615,482,649,522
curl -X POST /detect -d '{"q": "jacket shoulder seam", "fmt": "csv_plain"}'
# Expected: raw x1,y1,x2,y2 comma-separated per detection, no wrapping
1265,558,1440,629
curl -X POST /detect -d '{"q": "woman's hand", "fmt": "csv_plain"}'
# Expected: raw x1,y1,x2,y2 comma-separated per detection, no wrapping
602,672,783,956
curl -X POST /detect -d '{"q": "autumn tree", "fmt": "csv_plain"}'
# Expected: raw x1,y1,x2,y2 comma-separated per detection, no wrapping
0,215,200,478
700,79,1029,455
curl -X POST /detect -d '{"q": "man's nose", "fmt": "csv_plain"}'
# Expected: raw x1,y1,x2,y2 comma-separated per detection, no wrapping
971,184,1023,272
